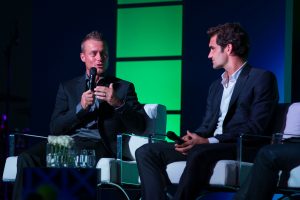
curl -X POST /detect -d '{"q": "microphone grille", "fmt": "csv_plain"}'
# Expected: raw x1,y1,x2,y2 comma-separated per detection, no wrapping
90,67,97,76
166,131,176,140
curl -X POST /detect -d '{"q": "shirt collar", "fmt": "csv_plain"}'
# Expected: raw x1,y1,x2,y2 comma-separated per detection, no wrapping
86,74,105,83
221,61,247,86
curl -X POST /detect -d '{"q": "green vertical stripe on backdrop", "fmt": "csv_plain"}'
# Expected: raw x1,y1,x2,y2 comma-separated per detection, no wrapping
117,5,182,57
118,0,181,5
165,114,181,142
116,60,181,110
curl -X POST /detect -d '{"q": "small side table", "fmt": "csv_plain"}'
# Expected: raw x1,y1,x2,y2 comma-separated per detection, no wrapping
23,167,99,199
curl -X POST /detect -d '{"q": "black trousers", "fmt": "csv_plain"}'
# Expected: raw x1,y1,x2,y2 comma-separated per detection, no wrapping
234,143,300,200
12,137,112,200
135,142,236,200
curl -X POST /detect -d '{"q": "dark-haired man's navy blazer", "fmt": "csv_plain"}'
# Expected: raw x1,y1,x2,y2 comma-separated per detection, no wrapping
135,64,279,200
194,64,279,142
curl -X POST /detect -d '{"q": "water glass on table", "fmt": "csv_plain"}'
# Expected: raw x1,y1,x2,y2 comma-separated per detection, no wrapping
76,149,96,168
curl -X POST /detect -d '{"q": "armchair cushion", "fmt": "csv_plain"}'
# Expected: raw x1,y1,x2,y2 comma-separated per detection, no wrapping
166,160,252,186
283,102,300,139
97,103,166,183
165,102,300,193
289,165,300,188
96,158,117,182
127,104,166,160
2,156,17,182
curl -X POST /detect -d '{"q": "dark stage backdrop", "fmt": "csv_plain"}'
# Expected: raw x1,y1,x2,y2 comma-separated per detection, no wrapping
31,0,117,134
30,0,287,135
181,0,286,132
0,0,293,199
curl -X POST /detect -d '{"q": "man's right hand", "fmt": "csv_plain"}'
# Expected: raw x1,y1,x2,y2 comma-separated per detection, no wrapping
175,130,209,155
81,90,95,110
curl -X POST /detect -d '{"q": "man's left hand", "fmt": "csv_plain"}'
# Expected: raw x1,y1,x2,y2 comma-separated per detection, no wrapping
175,130,209,155
94,83,123,107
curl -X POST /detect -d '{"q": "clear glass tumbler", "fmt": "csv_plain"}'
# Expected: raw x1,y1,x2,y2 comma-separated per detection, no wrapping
77,149,96,168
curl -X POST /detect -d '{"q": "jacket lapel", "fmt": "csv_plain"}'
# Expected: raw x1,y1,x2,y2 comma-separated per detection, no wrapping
228,64,251,108
76,75,86,101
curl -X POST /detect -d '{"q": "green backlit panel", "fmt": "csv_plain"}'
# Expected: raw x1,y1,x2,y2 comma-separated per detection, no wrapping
117,6,182,57
166,114,180,142
118,0,181,4
116,60,181,110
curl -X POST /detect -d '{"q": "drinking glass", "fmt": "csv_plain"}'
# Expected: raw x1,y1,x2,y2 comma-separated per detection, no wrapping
76,149,96,168
46,143,57,167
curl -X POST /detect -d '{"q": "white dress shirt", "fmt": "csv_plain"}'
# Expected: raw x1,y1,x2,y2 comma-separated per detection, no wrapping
208,62,247,143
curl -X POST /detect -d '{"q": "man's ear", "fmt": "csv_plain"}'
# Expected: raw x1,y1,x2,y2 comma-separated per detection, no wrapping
80,53,85,62
226,43,233,55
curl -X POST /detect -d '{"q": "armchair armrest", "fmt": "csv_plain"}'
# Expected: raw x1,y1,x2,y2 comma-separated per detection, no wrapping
236,133,275,186
116,133,166,184
237,133,272,161
97,103,167,185
236,132,300,186
7,131,47,156
116,133,166,162
281,133,300,143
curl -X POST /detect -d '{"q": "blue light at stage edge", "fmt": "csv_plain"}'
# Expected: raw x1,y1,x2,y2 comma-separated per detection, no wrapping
195,192,234,200
194,192,283,199
262,47,285,103
247,0,285,103
249,32,285,103
272,51,285,103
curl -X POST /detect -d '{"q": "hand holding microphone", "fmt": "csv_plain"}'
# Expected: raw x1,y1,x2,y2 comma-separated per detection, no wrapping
80,67,97,109
89,67,107,99
89,69,123,107
89,67,97,91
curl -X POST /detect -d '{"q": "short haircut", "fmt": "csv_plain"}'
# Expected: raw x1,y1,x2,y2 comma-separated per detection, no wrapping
207,23,250,60
81,31,108,53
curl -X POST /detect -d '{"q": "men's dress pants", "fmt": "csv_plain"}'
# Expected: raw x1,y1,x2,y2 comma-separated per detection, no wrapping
136,142,236,200
234,143,300,200
13,137,111,200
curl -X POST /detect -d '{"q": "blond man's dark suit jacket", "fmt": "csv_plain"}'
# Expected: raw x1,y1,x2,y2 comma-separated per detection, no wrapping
50,75,146,155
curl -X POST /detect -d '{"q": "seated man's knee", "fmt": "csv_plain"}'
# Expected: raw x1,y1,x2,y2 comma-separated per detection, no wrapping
256,145,276,163
187,146,208,161
135,143,152,160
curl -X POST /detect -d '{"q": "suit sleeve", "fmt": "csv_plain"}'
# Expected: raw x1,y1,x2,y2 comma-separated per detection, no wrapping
194,81,220,137
49,83,82,134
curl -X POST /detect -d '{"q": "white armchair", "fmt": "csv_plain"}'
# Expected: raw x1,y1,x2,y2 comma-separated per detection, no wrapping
2,104,167,185
165,102,300,198
2,156,18,182
97,104,167,184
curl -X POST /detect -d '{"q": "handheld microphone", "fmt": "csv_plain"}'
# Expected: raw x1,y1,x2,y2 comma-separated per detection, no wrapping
167,131,184,144
89,67,97,91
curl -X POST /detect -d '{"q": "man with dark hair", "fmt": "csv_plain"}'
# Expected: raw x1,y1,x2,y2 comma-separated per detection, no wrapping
135,23,279,200
13,31,146,200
